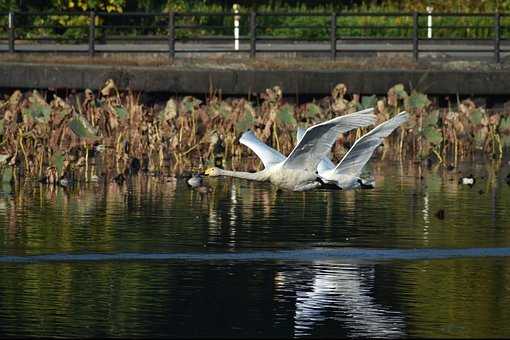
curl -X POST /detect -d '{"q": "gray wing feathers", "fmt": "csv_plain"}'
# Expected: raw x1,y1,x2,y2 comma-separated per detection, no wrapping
334,111,409,176
283,108,377,171
239,130,286,169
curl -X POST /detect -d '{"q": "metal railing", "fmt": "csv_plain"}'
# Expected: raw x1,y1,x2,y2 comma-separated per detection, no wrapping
1,11,509,62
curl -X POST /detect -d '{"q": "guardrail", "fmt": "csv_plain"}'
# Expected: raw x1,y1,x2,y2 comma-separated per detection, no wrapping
1,11,509,62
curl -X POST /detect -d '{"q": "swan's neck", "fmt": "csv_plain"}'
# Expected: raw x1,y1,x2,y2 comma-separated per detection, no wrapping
218,168,268,181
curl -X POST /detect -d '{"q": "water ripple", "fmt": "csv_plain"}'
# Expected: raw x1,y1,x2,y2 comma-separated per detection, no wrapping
1,247,510,263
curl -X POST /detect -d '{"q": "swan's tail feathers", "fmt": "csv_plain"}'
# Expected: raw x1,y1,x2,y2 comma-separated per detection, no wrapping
334,111,409,177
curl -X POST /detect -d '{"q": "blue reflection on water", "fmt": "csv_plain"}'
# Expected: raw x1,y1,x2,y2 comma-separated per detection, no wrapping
1,246,510,263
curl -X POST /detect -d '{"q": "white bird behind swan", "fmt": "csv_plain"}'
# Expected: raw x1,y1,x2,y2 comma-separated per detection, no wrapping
238,111,408,190
316,111,409,189
205,108,376,191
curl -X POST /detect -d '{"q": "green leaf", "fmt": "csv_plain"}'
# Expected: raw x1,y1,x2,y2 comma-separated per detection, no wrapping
52,152,64,174
499,116,510,132
2,167,12,183
180,96,202,113
23,103,52,123
276,104,297,126
424,111,439,127
114,106,129,120
0,155,9,164
393,84,408,98
474,129,487,148
469,109,484,126
235,111,255,133
423,126,442,145
501,134,510,147
361,95,377,110
219,102,232,118
407,91,431,110
304,103,321,118
68,115,98,140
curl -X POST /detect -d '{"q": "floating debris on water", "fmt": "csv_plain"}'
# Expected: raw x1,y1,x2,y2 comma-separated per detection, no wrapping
435,209,446,220
459,175,475,186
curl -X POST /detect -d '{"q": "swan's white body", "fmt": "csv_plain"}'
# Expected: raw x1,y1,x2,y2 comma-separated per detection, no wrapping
205,108,377,191
238,111,408,190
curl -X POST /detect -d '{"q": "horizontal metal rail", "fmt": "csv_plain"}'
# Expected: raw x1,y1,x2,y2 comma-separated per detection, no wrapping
1,11,509,62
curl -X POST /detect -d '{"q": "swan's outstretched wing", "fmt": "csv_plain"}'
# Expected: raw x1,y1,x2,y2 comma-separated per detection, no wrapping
333,111,408,176
296,127,307,144
239,130,286,169
283,108,376,171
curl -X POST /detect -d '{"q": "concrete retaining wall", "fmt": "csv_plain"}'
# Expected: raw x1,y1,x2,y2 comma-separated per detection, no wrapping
0,62,508,96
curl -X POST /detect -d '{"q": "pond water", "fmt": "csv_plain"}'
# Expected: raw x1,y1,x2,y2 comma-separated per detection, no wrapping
0,159,509,338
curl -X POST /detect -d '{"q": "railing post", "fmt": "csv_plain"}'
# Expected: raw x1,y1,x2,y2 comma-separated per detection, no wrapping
168,11,175,60
250,11,256,59
330,12,337,60
88,11,95,57
8,11,14,53
495,12,501,63
412,12,419,61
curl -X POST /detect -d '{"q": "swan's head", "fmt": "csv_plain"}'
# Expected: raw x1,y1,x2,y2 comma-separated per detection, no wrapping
205,167,222,177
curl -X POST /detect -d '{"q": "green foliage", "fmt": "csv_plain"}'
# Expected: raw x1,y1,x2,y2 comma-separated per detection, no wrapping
424,111,439,127
9,1,510,40
361,95,377,110
469,109,485,125
499,115,510,133
474,129,487,148
407,91,431,110
114,106,129,120
393,84,409,99
502,134,510,147
423,126,442,146
22,100,52,124
52,152,65,173
303,103,321,118
218,102,233,118
235,111,255,134
1,166,12,183
68,115,98,139
180,97,202,114
422,111,442,146
276,104,297,126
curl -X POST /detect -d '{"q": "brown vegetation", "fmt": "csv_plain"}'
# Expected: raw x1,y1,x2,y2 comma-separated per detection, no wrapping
0,80,509,186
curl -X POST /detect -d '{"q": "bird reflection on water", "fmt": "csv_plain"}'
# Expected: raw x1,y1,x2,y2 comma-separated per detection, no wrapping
283,262,404,338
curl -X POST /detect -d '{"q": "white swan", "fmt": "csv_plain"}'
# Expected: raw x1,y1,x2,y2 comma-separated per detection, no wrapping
205,108,376,191
316,111,409,189
237,111,408,190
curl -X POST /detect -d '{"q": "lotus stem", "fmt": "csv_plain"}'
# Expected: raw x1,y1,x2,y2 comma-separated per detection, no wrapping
85,143,89,182
431,148,443,164
273,123,280,152
18,128,30,175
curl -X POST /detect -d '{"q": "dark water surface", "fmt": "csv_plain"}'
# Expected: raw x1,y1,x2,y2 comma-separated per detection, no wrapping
0,160,509,338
